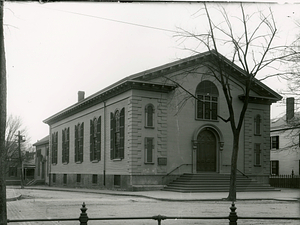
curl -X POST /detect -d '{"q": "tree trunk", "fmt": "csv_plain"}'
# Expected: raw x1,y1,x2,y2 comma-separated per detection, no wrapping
227,131,240,201
0,0,7,224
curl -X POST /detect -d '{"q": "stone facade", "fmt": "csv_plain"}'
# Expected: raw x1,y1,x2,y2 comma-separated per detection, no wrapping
43,51,281,190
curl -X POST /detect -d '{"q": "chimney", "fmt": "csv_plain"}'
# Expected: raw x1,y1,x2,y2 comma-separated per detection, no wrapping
286,97,294,122
78,91,85,102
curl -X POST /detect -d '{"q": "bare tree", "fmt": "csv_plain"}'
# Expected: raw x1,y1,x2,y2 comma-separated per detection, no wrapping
169,3,299,201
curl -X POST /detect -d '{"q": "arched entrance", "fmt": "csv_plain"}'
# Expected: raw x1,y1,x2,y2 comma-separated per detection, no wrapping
196,129,217,172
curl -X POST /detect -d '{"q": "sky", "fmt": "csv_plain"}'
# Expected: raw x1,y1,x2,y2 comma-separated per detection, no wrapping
3,1,300,145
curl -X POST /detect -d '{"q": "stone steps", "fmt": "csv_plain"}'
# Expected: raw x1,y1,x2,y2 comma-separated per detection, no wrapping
163,173,279,192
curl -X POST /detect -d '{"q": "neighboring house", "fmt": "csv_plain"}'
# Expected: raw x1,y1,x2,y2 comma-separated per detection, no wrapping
43,51,281,190
6,142,36,185
23,151,36,183
5,142,21,185
270,97,300,176
33,136,50,185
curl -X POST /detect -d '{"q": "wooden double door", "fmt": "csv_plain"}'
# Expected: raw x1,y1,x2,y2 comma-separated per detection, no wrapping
196,129,217,172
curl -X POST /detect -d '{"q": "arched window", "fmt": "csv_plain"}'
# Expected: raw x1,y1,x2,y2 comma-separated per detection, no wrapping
254,114,261,135
90,116,101,162
75,122,84,163
110,108,125,160
145,104,154,128
62,127,69,164
195,80,219,120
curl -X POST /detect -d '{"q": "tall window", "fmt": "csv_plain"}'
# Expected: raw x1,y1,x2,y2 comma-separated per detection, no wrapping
145,104,154,128
51,131,58,164
254,114,261,135
62,127,70,164
110,108,125,160
271,136,279,149
75,122,84,163
270,160,279,175
145,137,154,163
90,116,101,161
254,143,261,166
196,80,218,120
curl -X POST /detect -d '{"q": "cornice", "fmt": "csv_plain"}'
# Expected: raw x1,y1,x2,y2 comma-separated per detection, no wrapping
43,80,176,125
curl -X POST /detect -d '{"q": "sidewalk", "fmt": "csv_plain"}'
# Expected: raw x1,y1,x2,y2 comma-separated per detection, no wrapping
7,185,300,202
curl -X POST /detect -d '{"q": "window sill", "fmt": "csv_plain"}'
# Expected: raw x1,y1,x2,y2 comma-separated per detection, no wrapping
91,160,100,163
195,118,219,122
113,158,123,161
144,126,155,129
63,162,68,165
144,162,154,165
75,161,82,164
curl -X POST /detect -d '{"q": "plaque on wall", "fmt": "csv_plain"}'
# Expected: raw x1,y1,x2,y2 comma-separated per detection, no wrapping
158,157,167,165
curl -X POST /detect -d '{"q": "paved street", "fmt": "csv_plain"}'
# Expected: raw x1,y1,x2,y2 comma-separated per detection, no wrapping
6,188,300,225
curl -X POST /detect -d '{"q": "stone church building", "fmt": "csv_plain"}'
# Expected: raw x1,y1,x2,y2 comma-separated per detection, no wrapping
43,51,281,190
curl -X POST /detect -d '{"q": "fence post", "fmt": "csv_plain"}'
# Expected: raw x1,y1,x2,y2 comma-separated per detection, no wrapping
79,202,88,225
229,202,238,225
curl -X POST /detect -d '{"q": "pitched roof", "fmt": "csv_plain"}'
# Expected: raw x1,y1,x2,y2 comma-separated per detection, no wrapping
33,135,49,146
44,50,281,125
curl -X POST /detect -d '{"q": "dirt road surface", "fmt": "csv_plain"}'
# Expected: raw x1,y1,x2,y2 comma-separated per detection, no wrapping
7,189,300,225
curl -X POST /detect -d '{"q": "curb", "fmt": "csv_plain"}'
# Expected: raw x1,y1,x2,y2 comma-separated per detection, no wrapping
20,186,300,202
7,194,22,202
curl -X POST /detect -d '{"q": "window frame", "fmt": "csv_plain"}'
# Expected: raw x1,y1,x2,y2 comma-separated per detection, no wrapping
75,122,84,163
62,127,70,164
144,137,155,164
271,136,279,149
110,108,125,160
195,81,219,121
270,160,279,175
90,116,101,162
254,143,262,166
254,114,261,135
51,132,58,164
145,104,155,128
92,174,98,184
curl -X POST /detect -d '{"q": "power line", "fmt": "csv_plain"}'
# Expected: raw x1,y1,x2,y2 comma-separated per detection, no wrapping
16,2,177,33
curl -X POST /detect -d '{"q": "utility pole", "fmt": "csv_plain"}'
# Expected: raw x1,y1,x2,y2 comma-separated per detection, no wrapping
16,131,25,189
0,0,7,224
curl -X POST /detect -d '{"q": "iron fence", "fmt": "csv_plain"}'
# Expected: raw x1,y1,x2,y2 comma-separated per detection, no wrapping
270,174,300,188
7,202,300,225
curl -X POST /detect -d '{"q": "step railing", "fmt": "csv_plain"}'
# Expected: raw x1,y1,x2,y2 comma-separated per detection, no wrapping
162,163,192,178
7,202,300,225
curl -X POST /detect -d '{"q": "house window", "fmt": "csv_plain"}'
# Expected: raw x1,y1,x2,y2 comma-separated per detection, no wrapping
254,143,261,166
145,137,154,163
196,80,218,120
77,174,81,183
52,174,56,183
9,166,17,177
110,108,125,160
145,104,155,128
51,132,58,164
254,114,261,135
92,174,97,184
75,122,84,163
271,136,279,149
270,160,279,175
63,174,67,184
62,127,70,164
90,116,101,162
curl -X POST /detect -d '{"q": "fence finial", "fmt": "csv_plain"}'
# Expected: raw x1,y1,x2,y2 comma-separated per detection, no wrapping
229,202,238,225
79,202,88,225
